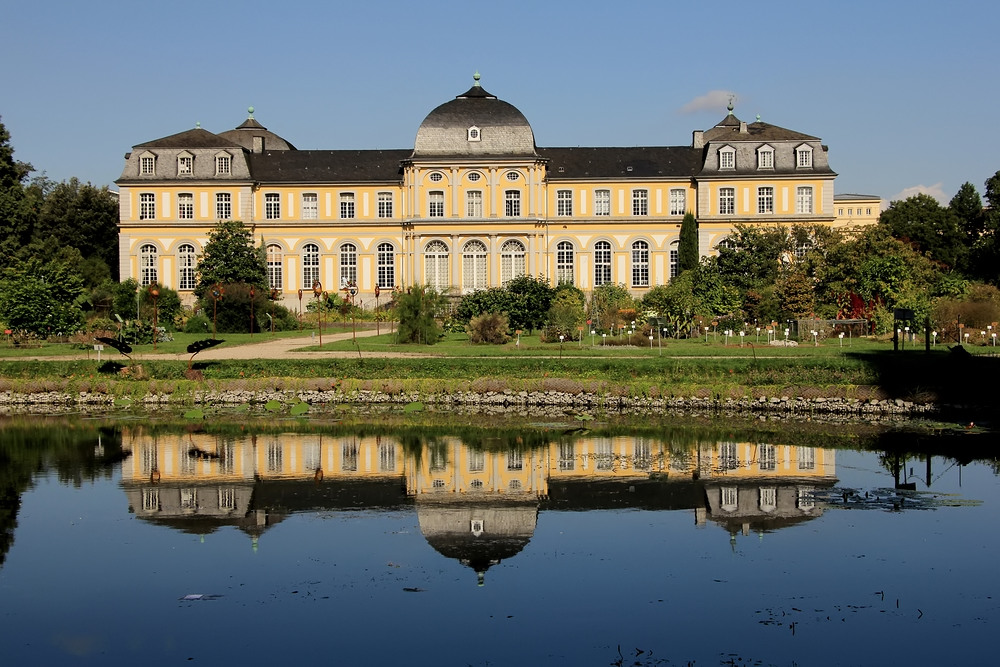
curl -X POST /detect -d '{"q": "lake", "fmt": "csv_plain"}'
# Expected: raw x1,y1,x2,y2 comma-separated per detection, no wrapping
0,411,996,666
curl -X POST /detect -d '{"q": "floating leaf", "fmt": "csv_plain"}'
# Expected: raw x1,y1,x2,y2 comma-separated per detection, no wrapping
289,402,310,416
113,397,131,406
264,400,283,412
183,408,205,420
187,338,225,355
403,401,425,413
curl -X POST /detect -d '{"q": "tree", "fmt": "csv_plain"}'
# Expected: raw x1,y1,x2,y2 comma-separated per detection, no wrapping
949,182,984,240
678,212,699,273
588,283,634,332
0,117,34,266
504,275,554,333
776,268,815,318
969,171,1000,284
193,220,267,297
395,285,447,344
544,283,586,341
879,194,967,271
714,225,789,294
0,257,86,336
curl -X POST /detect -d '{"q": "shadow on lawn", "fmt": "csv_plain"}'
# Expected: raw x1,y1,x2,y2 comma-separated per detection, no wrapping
846,346,999,411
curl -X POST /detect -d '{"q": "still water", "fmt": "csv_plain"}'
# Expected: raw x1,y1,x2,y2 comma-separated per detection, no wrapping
0,414,997,666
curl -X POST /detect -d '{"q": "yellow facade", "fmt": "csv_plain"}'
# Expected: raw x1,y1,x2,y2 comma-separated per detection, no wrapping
117,77,855,306
833,193,882,227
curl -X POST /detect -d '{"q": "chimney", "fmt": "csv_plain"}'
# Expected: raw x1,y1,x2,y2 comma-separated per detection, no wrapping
692,130,704,149
739,121,748,134
253,136,264,153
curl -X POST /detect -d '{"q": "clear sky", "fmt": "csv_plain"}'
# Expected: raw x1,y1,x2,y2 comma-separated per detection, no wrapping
2,0,997,205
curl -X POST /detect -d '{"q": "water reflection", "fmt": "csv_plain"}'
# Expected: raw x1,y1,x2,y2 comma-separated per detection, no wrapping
120,428,837,582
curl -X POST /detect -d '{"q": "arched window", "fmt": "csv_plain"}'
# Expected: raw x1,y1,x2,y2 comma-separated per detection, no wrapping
462,240,487,293
302,243,320,289
424,240,449,290
139,244,158,285
377,242,395,288
500,239,526,284
177,244,196,290
340,243,357,288
669,240,679,280
556,241,574,285
631,240,649,287
594,240,611,286
266,244,283,291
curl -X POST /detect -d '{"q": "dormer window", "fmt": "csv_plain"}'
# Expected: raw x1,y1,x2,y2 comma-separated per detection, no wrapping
215,152,232,176
467,126,481,142
139,152,156,175
796,144,813,168
719,145,735,170
757,144,774,169
177,152,193,176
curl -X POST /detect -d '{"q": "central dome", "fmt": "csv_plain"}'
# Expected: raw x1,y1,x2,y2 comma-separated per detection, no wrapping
413,75,537,158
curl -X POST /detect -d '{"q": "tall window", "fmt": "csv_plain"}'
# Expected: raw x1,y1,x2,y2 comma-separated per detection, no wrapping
139,244,158,285
177,155,192,175
266,244,282,290
632,189,648,216
178,244,196,290
797,146,813,168
504,190,521,217
139,193,155,220
757,187,774,214
462,240,487,293
719,146,735,170
796,186,813,214
556,241,574,284
216,193,232,220
759,444,776,471
631,240,649,287
339,193,355,219
594,240,612,286
424,240,449,289
377,242,395,288
177,193,193,220
340,243,357,288
669,241,679,279
594,189,610,216
140,155,155,175
302,243,319,289
466,191,483,217
719,187,735,215
669,189,686,216
216,155,231,175
557,190,573,216
265,193,280,219
377,192,393,218
302,193,318,220
757,145,774,169
428,191,444,217
500,239,526,284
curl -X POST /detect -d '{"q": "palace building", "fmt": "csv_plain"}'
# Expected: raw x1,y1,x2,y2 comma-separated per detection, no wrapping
116,74,840,305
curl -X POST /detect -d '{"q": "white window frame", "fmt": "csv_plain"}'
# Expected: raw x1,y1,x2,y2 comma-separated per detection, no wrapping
264,193,280,220
669,188,686,216
302,243,320,289
631,240,649,287
718,145,735,170
757,186,774,214
139,193,155,220
719,187,735,215
424,240,449,290
339,193,355,219
557,190,573,216
216,193,232,220
178,243,196,290
377,242,395,288
215,153,231,176
466,190,483,218
462,240,488,294
594,189,610,216
428,190,444,217
500,239,526,284
139,152,156,175
594,240,612,286
177,193,194,220
796,144,813,168
302,193,318,220
505,190,521,217
139,243,158,286
177,153,192,176
467,126,481,142
669,241,679,279
266,244,282,291
340,243,358,288
757,144,774,170
632,189,648,216
556,241,574,284
796,186,813,214
377,191,393,218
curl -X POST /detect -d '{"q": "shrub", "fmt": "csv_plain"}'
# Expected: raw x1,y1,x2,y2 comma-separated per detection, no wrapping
467,312,510,344
396,285,447,344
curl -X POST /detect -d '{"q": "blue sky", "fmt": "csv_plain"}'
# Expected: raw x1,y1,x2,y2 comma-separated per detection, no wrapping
3,0,998,205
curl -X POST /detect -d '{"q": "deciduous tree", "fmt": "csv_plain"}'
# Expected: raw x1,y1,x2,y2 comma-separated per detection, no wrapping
193,220,267,297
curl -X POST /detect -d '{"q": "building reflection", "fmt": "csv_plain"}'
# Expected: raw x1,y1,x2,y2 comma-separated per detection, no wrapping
120,429,836,580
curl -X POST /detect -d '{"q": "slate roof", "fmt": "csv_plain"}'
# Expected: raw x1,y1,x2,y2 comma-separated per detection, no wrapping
247,149,409,183
219,117,296,151
539,146,702,180
135,127,244,149
703,113,819,143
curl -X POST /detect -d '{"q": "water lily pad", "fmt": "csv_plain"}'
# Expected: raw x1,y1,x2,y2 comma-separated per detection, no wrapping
114,397,131,406
404,401,425,413
183,408,205,420
264,399,283,412
289,402,310,416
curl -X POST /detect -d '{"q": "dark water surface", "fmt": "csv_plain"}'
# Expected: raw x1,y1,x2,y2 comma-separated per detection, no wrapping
0,414,997,666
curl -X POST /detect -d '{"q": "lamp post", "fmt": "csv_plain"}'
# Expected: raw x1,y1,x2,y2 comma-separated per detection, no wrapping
347,281,358,342
839,332,845,347
297,288,303,331
648,334,653,350
374,284,381,335
559,334,565,358
932,331,938,347
312,280,323,347
756,326,761,343
150,285,160,351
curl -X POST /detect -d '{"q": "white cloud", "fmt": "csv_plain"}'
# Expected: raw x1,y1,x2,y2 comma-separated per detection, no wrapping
679,90,736,114
890,183,949,204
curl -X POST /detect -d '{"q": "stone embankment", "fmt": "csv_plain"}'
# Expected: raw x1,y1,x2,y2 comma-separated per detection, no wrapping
0,388,939,416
